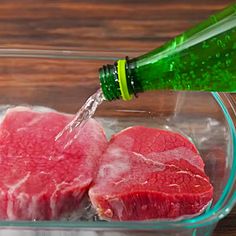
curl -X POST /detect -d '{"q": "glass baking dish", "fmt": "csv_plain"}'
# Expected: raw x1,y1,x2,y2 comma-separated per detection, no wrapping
0,48,235,236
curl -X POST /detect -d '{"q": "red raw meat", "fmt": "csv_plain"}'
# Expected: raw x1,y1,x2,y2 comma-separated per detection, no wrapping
0,107,107,220
89,126,213,221
110,126,198,155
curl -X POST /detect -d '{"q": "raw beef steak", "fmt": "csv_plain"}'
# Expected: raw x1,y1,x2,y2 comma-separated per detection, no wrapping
89,126,213,221
110,126,198,155
0,107,107,220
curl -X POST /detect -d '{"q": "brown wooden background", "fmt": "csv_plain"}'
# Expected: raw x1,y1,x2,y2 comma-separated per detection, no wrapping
0,0,234,235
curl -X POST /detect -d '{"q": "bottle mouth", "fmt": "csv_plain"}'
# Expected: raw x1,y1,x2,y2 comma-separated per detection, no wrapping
99,63,121,101
99,60,133,101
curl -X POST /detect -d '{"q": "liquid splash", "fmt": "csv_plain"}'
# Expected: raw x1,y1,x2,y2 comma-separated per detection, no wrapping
55,88,105,149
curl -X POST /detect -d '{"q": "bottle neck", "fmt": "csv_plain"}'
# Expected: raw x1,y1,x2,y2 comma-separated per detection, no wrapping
99,58,137,101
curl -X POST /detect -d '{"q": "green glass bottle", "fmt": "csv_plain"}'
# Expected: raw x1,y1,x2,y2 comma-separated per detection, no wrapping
99,4,236,101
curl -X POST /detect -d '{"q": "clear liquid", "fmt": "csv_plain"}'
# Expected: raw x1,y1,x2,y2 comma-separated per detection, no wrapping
55,88,105,149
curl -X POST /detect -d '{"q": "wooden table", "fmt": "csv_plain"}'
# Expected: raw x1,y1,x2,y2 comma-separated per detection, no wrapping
0,1,234,235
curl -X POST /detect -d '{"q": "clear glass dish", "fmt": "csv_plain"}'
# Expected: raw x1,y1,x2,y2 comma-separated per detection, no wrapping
0,48,235,236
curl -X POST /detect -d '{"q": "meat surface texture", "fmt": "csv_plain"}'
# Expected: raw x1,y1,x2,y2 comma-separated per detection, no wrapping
89,126,213,221
0,107,107,220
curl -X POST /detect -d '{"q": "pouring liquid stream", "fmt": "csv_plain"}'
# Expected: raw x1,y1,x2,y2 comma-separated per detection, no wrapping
55,88,105,149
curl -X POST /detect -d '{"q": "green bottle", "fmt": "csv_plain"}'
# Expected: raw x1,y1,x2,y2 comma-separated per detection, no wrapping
99,4,236,101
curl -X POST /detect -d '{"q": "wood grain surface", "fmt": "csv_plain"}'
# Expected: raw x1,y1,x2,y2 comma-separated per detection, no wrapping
0,0,234,235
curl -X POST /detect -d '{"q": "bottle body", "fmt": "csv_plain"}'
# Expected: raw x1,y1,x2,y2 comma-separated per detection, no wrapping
99,4,236,101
